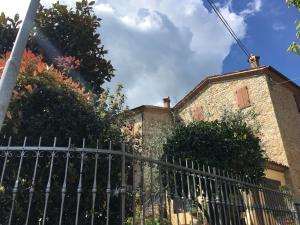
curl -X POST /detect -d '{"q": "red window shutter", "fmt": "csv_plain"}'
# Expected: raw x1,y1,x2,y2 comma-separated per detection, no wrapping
236,89,243,108
192,105,204,121
236,86,251,109
295,94,300,113
242,86,251,108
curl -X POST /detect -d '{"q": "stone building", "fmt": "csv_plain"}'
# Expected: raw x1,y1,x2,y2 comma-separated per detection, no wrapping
129,56,300,200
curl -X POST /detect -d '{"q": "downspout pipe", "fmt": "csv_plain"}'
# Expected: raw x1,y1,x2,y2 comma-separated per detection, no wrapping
0,0,40,130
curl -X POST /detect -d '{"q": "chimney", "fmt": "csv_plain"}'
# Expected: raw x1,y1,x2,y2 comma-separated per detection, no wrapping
163,97,171,108
248,55,260,68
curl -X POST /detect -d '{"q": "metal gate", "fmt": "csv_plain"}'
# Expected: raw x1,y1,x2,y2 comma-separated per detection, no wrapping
0,137,299,225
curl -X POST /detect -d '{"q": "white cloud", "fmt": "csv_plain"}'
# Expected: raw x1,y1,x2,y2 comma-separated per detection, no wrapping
272,23,286,31
241,0,262,16
119,10,163,31
0,0,262,108
95,3,114,14
97,0,259,107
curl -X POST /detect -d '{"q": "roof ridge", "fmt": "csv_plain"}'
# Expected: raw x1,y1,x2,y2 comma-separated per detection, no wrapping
174,66,299,110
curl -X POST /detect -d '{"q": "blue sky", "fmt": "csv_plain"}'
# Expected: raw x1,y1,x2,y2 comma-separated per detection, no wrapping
0,0,299,107
223,0,299,78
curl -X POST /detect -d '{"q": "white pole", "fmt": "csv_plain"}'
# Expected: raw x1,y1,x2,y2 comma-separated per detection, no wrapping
0,0,40,130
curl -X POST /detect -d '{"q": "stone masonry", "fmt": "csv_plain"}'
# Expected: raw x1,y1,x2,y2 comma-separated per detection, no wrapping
175,68,300,199
129,66,300,200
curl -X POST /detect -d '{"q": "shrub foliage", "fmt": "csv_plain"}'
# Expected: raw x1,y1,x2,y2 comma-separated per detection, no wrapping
163,115,267,179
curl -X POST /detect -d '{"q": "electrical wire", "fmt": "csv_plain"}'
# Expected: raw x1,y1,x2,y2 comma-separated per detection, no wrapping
206,0,251,58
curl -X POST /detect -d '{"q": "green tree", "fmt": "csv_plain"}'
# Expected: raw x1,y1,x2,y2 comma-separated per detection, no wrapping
0,50,99,146
0,50,125,146
0,0,114,93
286,0,300,55
163,112,267,180
0,50,129,225
0,13,21,54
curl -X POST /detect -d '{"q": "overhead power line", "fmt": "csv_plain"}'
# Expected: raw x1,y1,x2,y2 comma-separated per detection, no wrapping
206,0,251,58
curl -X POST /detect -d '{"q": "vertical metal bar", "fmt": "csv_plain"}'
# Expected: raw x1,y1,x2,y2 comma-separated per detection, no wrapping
222,170,232,225
140,159,146,225
284,192,293,223
185,160,194,225
197,163,207,225
131,147,136,225
252,180,268,225
121,143,126,225
272,189,284,225
172,157,180,225
230,173,241,225
202,165,211,224
213,168,223,225
165,157,172,223
91,140,99,225
289,193,300,225
265,188,278,225
193,162,204,224
246,179,258,225
149,158,155,224
191,162,199,220
285,192,294,223
42,137,56,225
75,138,85,225
217,169,228,225
106,141,112,225
226,172,237,225
249,179,262,225
58,138,71,225
158,164,164,224
25,137,42,225
237,175,246,225
0,136,11,186
283,190,293,223
286,192,298,224
241,179,249,225
8,137,26,225
208,166,217,225
179,158,187,225
240,177,252,224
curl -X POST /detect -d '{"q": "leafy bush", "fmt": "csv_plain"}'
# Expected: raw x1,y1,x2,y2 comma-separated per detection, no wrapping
0,50,131,225
163,113,267,179
0,50,100,146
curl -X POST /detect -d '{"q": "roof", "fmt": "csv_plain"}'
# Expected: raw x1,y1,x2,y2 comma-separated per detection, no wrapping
173,66,300,111
130,105,170,113
267,160,288,172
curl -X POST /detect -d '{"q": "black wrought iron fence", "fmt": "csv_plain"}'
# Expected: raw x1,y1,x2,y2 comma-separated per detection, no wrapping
0,137,299,225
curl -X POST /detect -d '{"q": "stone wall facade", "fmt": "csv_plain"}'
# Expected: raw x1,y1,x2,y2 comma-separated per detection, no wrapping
177,74,288,165
142,109,173,158
268,79,300,199
129,70,300,199
130,107,173,159
176,73,299,199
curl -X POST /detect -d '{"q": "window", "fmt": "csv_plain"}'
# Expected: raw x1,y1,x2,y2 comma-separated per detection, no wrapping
236,86,251,109
192,105,204,121
294,94,300,113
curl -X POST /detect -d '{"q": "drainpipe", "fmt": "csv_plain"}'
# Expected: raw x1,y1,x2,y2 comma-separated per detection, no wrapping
0,0,40,130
